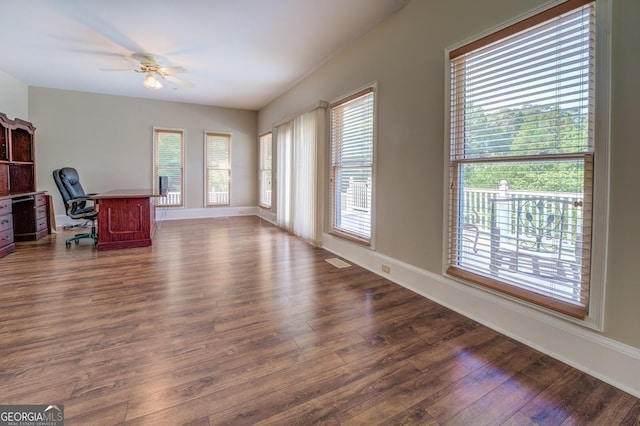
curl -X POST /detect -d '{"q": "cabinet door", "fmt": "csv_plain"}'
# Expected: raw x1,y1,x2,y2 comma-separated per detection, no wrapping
0,164,8,196
7,118,36,194
9,164,35,193
10,128,33,162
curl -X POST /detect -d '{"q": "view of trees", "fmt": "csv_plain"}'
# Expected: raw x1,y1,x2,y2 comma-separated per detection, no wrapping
461,103,588,194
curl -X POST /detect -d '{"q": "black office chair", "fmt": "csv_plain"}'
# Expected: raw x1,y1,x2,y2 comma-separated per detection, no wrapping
52,167,98,248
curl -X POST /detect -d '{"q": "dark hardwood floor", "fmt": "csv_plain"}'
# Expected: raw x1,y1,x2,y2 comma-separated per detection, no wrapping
1,216,638,425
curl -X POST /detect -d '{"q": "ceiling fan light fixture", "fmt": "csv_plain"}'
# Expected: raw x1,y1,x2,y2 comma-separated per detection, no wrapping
143,72,163,89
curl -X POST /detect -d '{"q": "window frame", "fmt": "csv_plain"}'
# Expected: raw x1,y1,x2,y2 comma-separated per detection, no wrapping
443,0,610,328
153,127,185,208
204,131,232,207
329,84,376,247
259,132,273,209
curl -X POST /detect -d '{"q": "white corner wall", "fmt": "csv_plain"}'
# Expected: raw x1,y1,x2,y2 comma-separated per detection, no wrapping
0,70,28,119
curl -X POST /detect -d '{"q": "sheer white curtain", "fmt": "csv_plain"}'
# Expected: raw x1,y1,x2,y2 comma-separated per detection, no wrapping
276,121,293,231
275,106,326,244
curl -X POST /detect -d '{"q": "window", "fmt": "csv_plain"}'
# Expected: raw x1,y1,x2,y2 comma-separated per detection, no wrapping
329,87,375,245
446,0,600,319
259,132,272,208
153,128,184,207
205,132,231,206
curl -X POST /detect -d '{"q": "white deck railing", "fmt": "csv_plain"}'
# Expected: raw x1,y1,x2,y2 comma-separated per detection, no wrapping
342,177,371,213
158,191,229,206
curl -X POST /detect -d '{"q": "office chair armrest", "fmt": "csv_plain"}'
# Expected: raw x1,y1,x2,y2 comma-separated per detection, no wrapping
65,196,92,204
65,197,95,214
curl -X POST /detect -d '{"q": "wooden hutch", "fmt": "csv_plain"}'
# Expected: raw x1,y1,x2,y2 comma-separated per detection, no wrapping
0,113,49,258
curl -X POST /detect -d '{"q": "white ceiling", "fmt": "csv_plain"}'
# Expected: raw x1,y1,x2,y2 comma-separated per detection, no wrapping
0,0,406,111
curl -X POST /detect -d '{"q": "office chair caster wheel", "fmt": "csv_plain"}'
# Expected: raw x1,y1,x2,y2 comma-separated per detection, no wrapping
65,241,71,248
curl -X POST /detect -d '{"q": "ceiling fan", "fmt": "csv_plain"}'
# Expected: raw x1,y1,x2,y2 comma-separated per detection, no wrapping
101,53,193,89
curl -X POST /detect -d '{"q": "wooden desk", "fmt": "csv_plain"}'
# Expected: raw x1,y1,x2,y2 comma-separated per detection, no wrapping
92,189,161,251
0,191,50,259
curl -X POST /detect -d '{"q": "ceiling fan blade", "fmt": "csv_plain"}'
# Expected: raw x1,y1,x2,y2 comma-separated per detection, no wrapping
164,74,194,87
159,66,187,74
100,67,137,72
131,52,160,63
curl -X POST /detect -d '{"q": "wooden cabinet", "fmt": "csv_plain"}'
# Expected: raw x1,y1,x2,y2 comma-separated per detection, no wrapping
0,114,36,195
0,113,48,259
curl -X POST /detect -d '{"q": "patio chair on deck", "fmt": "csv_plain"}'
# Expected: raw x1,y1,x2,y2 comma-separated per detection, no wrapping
488,197,580,281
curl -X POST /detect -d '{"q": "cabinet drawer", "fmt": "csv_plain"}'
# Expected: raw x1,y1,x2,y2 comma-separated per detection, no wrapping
0,227,13,249
0,198,11,214
35,193,47,207
0,214,12,232
35,204,47,220
35,216,48,232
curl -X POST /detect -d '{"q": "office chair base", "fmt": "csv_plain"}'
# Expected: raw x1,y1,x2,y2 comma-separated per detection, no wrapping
65,226,98,248
62,220,91,231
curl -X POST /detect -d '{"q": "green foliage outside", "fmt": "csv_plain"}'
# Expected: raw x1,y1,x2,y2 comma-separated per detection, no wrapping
462,104,588,194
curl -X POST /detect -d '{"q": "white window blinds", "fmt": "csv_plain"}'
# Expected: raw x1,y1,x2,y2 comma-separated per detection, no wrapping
205,132,231,206
154,129,184,207
330,87,375,244
447,1,595,318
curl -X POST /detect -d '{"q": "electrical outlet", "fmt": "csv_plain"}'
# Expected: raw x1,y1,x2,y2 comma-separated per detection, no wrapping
381,264,391,273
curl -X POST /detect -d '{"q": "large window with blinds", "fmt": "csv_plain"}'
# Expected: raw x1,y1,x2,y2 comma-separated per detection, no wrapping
205,132,231,206
446,0,598,319
259,132,272,208
153,128,184,207
330,87,375,245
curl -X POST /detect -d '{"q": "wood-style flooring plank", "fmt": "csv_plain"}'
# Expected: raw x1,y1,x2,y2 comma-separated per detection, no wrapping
0,216,637,425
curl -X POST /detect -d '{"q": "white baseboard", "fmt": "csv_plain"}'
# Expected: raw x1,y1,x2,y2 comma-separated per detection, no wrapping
55,206,259,230
155,206,258,221
257,208,277,225
322,233,640,399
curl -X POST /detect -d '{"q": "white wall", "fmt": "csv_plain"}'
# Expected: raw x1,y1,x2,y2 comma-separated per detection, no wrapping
0,70,28,119
29,87,257,219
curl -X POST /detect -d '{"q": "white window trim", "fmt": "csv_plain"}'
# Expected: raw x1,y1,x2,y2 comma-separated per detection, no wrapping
259,131,273,209
442,0,610,330
203,130,232,207
328,81,378,250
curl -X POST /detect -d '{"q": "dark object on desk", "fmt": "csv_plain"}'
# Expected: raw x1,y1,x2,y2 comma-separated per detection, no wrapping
52,167,98,248
159,175,168,196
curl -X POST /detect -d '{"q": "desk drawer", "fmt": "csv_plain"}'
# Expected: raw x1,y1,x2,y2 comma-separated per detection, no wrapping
35,204,47,220
0,198,11,214
0,227,13,249
35,193,47,207
0,214,13,232
35,216,48,232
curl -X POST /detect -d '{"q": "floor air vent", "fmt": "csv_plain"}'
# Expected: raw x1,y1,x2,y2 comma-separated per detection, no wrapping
325,258,351,268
